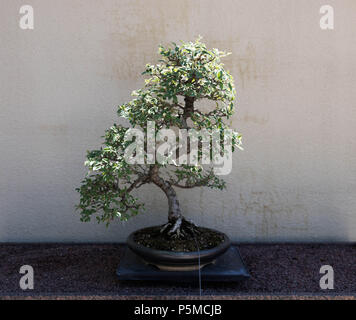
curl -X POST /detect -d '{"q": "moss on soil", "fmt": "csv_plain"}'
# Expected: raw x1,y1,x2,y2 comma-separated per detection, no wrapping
133,225,225,252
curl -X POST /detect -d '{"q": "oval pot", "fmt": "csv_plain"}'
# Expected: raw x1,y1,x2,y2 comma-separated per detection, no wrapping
127,227,231,271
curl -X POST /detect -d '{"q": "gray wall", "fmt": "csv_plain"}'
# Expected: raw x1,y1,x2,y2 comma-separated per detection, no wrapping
1,0,356,242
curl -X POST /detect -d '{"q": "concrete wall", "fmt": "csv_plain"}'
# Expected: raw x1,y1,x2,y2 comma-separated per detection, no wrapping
1,0,356,242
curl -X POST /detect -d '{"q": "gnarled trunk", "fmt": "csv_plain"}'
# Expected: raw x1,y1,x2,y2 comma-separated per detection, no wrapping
150,166,183,234
150,165,199,237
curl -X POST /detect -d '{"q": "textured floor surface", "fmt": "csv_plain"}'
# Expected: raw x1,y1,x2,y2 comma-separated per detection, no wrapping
0,244,355,298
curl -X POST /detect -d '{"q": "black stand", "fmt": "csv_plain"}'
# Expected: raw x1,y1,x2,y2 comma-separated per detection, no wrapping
117,246,249,282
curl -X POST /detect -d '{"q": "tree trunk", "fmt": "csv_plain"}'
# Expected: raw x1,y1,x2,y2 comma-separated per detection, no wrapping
150,166,183,228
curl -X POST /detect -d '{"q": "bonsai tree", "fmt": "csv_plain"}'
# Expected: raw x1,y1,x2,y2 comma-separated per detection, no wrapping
76,38,242,238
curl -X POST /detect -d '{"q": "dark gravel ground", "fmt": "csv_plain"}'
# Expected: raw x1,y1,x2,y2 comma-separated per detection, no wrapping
0,243,355,298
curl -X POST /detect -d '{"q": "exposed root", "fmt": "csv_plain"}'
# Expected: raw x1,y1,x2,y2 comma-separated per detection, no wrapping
183,218,198,228
168,217,183,236
159,222,171,234
160,217,200,239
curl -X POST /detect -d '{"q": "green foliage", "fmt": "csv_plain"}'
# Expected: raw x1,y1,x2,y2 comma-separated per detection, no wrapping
144,39,235,103
76,124,146,225
76,38,242,226
118,37,237,128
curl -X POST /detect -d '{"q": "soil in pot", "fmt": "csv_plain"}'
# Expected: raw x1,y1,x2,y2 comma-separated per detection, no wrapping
133,225,225,252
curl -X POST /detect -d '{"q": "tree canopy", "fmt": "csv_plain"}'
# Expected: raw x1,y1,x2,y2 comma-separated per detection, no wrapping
76,38,242,228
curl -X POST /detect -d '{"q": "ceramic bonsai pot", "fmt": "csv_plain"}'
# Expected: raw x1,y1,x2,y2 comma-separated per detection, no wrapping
127,227,231,271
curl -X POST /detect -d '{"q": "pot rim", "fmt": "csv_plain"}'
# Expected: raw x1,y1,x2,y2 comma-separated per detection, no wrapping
127,225,231,259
